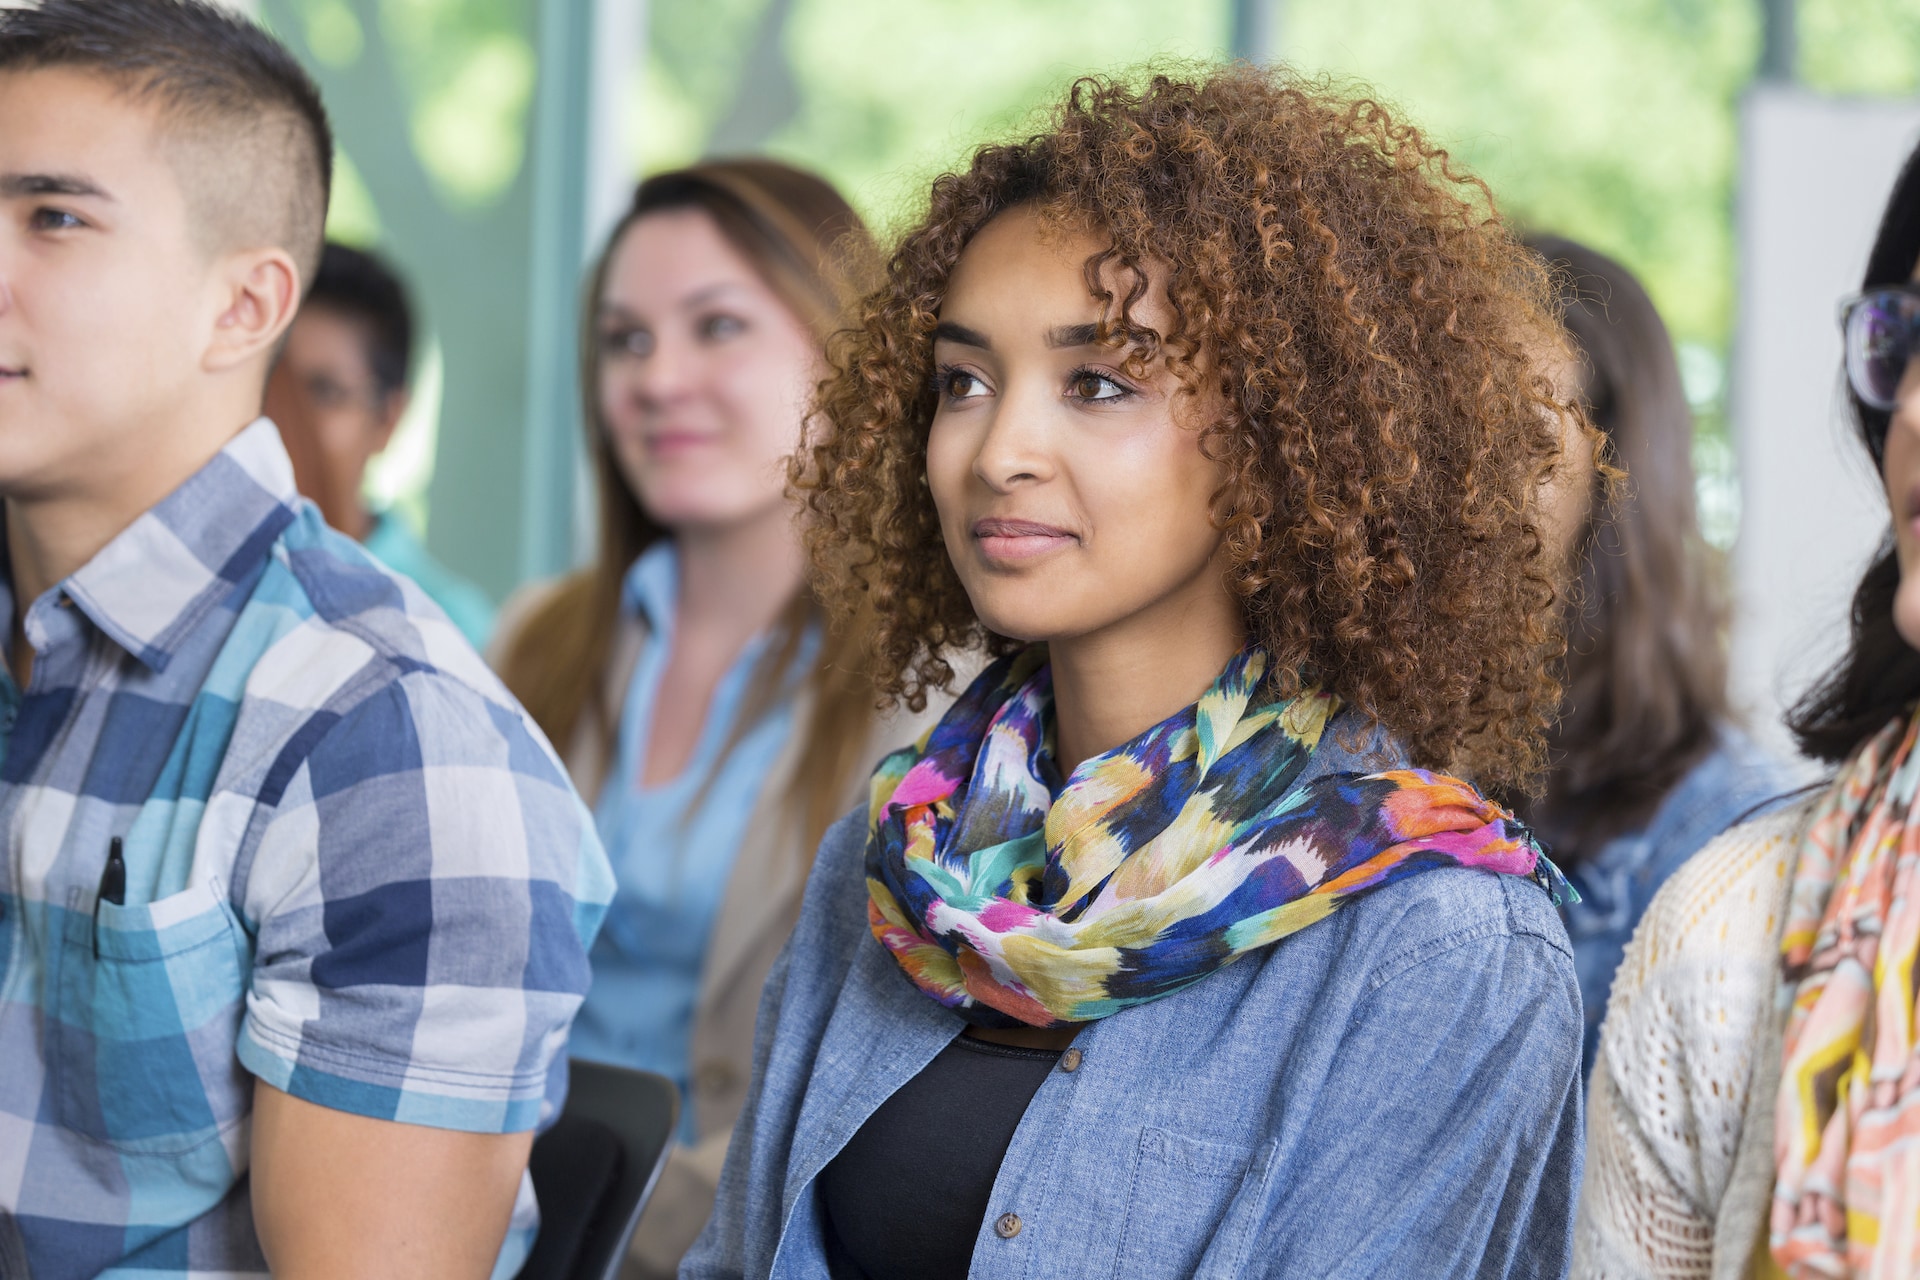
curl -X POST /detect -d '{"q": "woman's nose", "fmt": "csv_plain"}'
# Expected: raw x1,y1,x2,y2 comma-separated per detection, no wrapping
630,337,698,409
972,394,1054,491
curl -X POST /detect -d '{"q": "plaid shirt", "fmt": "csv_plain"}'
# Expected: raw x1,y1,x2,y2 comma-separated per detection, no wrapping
0,421,613,1280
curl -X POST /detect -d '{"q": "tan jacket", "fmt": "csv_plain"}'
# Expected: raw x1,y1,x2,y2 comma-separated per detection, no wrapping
493,585,947,1278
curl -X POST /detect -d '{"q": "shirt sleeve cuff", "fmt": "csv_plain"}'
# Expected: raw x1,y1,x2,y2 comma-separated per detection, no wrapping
237,1016,549,1134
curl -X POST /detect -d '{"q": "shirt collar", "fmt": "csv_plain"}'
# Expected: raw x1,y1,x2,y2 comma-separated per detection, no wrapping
59,418,301,672
621,541,678,635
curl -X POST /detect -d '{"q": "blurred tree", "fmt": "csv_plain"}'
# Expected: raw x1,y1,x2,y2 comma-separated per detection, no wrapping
631,0,1920,550
263,0,539,600
1802,0,1920,96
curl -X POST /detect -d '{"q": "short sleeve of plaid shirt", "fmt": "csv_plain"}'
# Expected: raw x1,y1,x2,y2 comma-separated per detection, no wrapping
236,669,606,1132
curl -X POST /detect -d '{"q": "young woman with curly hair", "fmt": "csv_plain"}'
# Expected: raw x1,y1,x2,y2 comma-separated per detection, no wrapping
684,67,1589,1280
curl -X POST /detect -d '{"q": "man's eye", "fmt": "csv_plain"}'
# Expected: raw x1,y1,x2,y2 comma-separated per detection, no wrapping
1067,370,1128,401
601,328,653,358
28,208,82,232
700,314,746,341
308,377,353,409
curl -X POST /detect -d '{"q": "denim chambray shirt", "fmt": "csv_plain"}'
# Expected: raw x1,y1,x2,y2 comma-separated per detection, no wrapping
683,713,1585,1280
1559,729,1795,1076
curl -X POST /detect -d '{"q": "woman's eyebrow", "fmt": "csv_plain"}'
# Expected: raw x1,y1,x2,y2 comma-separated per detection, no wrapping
1046,323,1104,349
933,320,992,350
679,281,753,310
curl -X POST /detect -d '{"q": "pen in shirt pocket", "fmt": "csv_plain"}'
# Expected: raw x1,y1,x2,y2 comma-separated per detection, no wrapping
92,835,125,957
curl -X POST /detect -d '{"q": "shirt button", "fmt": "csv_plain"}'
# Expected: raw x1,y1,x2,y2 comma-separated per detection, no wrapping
1060,1048,1082,1073
995,1212,1022,1239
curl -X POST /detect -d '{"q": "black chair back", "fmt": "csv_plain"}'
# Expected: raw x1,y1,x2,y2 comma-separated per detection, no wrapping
515,1060,679,1280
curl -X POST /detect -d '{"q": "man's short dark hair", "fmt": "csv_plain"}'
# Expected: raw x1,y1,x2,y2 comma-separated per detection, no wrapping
309,242,414,396
0,0,334,285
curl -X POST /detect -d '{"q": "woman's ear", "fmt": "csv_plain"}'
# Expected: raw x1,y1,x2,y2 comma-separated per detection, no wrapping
204,247,302,376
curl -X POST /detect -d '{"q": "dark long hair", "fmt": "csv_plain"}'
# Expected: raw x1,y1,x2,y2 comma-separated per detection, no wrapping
1519,236,1731,864
1786,140,1920,762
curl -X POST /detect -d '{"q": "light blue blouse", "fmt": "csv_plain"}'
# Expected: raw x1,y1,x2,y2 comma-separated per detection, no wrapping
567,543,812,1141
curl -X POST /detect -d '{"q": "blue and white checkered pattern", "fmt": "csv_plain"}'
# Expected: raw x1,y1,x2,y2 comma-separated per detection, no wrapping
0,420,614,1279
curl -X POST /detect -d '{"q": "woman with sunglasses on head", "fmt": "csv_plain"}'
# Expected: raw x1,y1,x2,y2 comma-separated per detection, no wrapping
1573,140,1920,1279
684,67,1593,1280
1520,235,1792,1080
491,159,944,1278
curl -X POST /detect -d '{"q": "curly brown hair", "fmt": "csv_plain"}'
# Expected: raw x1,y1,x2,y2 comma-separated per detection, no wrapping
798,65,1579,789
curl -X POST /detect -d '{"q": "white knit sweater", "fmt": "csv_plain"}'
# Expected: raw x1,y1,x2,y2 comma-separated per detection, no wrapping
1571,801,1809,1280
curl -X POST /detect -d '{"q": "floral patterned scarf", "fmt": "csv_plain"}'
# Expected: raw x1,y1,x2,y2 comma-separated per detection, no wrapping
863,646,1566,1029
1773,705,1920,1278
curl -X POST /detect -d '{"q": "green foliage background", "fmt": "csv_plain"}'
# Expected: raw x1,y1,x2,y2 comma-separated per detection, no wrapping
635,0,1920,542
300,0,1920,563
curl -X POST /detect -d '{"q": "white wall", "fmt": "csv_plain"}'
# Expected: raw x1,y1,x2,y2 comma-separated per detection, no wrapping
1730,87,1920,767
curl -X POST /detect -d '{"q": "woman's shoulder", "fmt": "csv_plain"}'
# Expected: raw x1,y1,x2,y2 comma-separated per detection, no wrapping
793,805,883,948
1298,860,1576,1018
486,573,587,665
1615,797,1807,987
1640,728,1803,861
1594,798,1810,1205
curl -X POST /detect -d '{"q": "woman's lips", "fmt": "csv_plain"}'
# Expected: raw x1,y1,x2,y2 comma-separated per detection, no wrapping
972,517,1076,562
643,430,718,456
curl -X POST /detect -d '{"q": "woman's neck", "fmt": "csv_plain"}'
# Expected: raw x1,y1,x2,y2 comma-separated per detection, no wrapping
1047,565,1245,774
671,502,807,639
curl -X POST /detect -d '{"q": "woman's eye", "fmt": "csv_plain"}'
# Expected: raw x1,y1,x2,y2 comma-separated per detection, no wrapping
938,368,989,400
700,313,746,341
601,328,653,358
1067,370,1128,402
28,208,82,233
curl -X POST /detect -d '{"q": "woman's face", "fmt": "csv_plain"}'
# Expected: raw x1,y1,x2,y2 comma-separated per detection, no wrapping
1537,350,1598,573
1881,258,1920,648
596,209,820,533
925,207,1232,647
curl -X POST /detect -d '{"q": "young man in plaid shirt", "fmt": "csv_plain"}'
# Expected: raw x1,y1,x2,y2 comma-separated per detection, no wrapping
0,2,614,1276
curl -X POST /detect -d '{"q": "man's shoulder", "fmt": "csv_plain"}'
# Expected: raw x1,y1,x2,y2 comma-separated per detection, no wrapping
216,509,550,797
253,510,515,708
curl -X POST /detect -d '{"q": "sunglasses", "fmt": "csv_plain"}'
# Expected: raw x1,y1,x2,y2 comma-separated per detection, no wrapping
1841,285,1920,411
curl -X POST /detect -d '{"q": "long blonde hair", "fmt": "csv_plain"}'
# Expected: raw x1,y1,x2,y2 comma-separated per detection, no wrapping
497,158,878,852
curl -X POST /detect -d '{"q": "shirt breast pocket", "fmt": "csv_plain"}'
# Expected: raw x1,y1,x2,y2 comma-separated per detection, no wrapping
1111,1126,1277,1280
46,880,252,1155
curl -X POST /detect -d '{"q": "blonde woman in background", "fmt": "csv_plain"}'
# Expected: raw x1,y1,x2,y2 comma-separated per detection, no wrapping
493,159,937,1277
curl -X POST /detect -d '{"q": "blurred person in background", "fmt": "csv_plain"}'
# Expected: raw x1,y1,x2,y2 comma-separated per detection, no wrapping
686,68,1590,1280
264,241,495,647
491,158,937,1279
1572,139,1920,1279
1520,234,1790,1078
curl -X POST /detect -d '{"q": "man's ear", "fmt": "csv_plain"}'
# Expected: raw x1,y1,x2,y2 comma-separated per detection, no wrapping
373,386,411,455
203,248,302,376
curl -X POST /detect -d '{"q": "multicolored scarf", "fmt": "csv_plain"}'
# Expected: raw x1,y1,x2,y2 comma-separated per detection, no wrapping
863,646,1564,1029
1773,705,1920,1278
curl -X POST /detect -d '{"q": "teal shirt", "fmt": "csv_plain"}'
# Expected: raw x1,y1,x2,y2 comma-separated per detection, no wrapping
361,510,496,649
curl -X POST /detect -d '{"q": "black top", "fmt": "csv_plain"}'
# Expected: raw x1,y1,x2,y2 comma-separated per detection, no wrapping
820,1034,1062,1280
